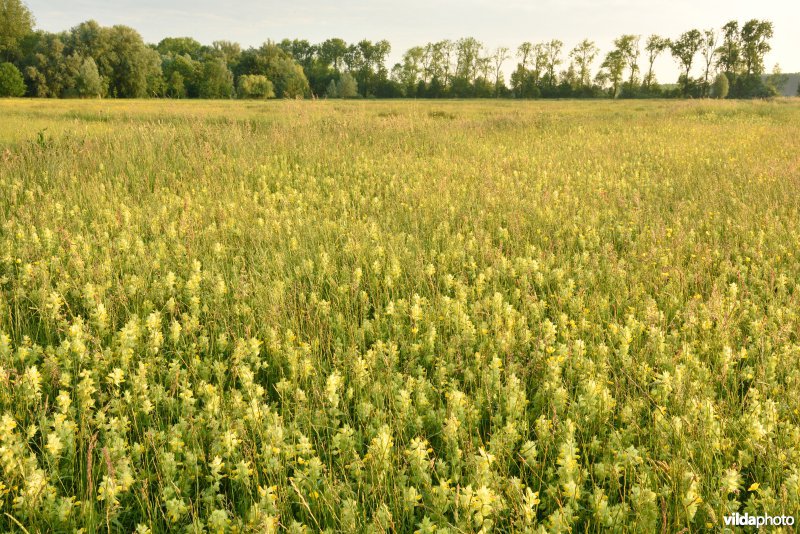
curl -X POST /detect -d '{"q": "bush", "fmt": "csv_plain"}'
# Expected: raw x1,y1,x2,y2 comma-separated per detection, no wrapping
336,72,358,98
237,74,274,99
711,73,729,99
325,79,338,98
76,57,105,98
0,62,25,97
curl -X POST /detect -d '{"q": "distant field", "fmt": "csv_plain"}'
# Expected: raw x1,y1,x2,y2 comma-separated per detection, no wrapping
1,98,800,532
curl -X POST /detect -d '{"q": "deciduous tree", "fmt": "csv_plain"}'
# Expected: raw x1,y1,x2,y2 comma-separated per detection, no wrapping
599,49,625,97
75,56,103,97
643,35,669,89
0,60,24,95
670,29,702,96
103,25,162,97
237,74,273,98
569,39,598,89
0,0,34,61
614,34,640,91
740,19,773,75
711,72,728,98
543,39,563,87
198,57,232,98
491,46,509,96
336,71,357,98
699,29,717,97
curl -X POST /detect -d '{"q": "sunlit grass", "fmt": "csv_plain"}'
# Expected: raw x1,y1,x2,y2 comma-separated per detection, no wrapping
1,98,799,532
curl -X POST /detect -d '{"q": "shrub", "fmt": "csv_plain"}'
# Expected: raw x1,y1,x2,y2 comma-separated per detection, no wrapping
0,62,25,97
237,74,274,99
76,57,105,98
336,72,358,98
711,73,729,99
325,79,338,98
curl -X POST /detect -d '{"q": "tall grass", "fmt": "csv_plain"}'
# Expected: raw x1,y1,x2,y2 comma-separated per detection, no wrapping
1,98,799,532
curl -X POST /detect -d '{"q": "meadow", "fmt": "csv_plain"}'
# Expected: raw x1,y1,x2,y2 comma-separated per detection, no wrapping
1,97,800,532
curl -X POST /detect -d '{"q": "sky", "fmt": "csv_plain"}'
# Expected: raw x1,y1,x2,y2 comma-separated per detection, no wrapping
25,0,800,84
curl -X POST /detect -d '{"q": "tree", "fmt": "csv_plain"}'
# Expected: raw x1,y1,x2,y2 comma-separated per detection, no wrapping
517,42,533,71
454,37,482,89
643,35,669,90
156,37,202,58
19,31,70,97
102,25,162,97
419,44,435,83
0,61,24,95
438,40,455,88
599,49,625,97
740,19,773,76
395,46,424,95
162,54,200,97
543,39,563,87
477,50,491,85
614,35,640,92
569,39,598,89
166,71,186,98
318,38,347,73
670,29,702,96
273,57,308,98
0,0,34,62
211,40,241,71
717,21,741,76
75,56,103,97
236,43,308,98
336,71,358,98
425,75,443,98
699,29,717,97
278,39,315,70
237,74,273,99
2,11,781,101
561,61,579,92
67,20,110,64
198,57,233,98
766,63,787,96
347,39,390,97
325,78,337,98
711,72,729,99
491,46,509,96
717,20,775,98
512,41,541,98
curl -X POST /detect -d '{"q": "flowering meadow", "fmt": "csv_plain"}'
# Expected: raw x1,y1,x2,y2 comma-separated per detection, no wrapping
1,98,800,532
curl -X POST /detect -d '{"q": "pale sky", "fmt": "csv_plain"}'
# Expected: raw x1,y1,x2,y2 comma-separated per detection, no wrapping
25,0,800,83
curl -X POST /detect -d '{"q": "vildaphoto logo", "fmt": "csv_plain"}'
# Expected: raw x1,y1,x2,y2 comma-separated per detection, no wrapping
723,513,795,528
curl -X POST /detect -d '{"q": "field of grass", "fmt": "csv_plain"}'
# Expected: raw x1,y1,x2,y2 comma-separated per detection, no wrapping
1,98,800,532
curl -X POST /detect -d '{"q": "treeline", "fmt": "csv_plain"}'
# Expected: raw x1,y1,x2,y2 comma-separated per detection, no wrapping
0,0,789,99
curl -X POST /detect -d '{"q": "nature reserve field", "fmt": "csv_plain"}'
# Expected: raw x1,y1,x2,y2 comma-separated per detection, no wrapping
1,98,800,532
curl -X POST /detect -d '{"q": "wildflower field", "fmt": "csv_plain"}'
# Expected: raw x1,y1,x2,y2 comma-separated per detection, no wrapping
2,98,800,532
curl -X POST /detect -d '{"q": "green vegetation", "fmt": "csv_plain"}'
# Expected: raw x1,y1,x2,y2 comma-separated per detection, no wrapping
1,98,800,532
0,60,24,96
237,75,274,99
712,72,730,99
0,0,785,99
0,0,34,62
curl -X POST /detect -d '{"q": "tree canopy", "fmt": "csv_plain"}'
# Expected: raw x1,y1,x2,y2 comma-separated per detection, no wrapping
0,60,24,95
0,0,34,62
0,4,780,100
